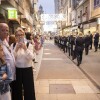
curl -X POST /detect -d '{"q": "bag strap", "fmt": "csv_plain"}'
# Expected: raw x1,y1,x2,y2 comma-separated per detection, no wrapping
13,43,16,49
26,42,29,48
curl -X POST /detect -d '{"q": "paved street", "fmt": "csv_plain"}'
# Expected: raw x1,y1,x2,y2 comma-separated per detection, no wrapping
34,40,100,100
66,43,100,89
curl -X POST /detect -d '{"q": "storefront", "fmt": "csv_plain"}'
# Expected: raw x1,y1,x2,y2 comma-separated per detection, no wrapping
71,26,78,34
8,9,20,34
83,19,97,35
89,22,97,34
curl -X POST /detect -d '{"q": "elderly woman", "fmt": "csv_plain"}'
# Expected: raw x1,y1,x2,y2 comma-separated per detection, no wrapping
10,27,36,100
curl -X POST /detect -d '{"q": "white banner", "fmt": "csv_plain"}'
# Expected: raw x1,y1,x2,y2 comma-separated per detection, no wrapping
41,14,67,21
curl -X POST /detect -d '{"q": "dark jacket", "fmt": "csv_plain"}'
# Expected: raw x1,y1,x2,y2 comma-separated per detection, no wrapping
75,36,84,51
84,35,90,47
94,33,99,43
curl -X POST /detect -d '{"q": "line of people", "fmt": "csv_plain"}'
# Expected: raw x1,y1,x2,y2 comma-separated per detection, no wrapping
54,31,100,66
0,23,44,100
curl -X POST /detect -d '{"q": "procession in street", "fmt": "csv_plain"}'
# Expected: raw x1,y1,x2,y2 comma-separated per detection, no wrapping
0,0,100,100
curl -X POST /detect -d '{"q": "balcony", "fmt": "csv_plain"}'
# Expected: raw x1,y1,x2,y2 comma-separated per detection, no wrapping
76,0,87,8
21,11,33,26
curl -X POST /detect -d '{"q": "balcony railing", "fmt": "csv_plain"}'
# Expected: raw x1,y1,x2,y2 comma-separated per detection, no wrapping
76,0,87,8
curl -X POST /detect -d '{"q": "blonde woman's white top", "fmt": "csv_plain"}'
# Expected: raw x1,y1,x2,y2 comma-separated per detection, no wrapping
10,42,34,68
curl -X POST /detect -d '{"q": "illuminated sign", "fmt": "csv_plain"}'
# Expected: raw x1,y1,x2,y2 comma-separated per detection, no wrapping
8,9,17,19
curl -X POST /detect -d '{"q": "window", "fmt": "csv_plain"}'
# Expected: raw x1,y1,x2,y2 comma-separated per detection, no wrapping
94,0,100,8
80,10,82,22
85,7,88,13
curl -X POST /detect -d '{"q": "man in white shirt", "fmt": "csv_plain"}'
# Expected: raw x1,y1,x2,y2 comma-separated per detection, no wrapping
0,23,16,100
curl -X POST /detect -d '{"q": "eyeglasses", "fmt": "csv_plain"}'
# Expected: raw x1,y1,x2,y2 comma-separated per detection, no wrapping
16,34,24,37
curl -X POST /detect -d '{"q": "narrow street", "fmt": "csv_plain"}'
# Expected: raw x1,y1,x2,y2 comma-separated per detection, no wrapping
0,0,100,100
34,40,100,100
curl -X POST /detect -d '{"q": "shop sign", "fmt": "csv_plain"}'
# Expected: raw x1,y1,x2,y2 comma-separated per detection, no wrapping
8,9,17,19
97,18,100,24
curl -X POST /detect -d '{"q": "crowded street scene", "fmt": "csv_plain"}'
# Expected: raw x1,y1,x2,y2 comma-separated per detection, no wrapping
0,0,100,100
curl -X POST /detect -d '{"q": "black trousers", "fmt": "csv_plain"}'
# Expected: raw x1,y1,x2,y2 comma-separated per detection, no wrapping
90,42,92,49
16,67,36,100
85,45,89,55
94,42,98,51
76,50,83,64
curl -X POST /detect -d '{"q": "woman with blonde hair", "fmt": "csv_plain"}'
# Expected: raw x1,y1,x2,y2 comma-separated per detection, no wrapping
10,27,36,100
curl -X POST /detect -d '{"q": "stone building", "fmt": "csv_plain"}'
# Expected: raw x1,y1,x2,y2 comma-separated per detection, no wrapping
0,0,38,34
54,0,100,35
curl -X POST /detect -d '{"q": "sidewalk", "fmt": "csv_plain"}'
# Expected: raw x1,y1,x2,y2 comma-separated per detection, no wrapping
66,47,100,90
34,40,100,100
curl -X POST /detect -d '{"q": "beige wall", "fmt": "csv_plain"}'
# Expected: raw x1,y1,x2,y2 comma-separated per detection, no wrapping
91,7,100,18
76,1,90,24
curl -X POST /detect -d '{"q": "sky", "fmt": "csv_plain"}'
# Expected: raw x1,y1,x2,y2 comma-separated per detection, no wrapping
38,0,56,32
38,0,55,14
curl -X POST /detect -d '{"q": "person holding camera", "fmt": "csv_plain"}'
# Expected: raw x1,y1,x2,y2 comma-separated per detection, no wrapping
11,27,36,100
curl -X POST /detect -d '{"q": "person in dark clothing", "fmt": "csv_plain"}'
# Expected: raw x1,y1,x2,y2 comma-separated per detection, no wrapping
72,34,76,60
75,32,84,66
84,34,90,55
70,34,76,59
67,35,71,57
65,36,68,53
88,31,93,49
94,32,99,52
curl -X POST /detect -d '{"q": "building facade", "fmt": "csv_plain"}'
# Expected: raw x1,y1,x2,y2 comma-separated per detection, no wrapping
54,0,100,35
0,0,38,34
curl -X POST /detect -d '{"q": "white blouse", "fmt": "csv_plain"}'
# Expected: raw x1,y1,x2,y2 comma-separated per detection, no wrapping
10,42,34,68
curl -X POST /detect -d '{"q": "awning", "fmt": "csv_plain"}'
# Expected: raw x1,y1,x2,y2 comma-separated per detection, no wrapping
8,19,20,25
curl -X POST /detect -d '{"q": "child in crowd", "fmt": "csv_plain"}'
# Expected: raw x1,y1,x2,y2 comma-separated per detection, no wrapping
0,44,12,100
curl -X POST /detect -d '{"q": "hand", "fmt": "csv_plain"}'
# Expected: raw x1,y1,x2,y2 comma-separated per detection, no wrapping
15,43,21,52
20,43,27,51
2,73,7,80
